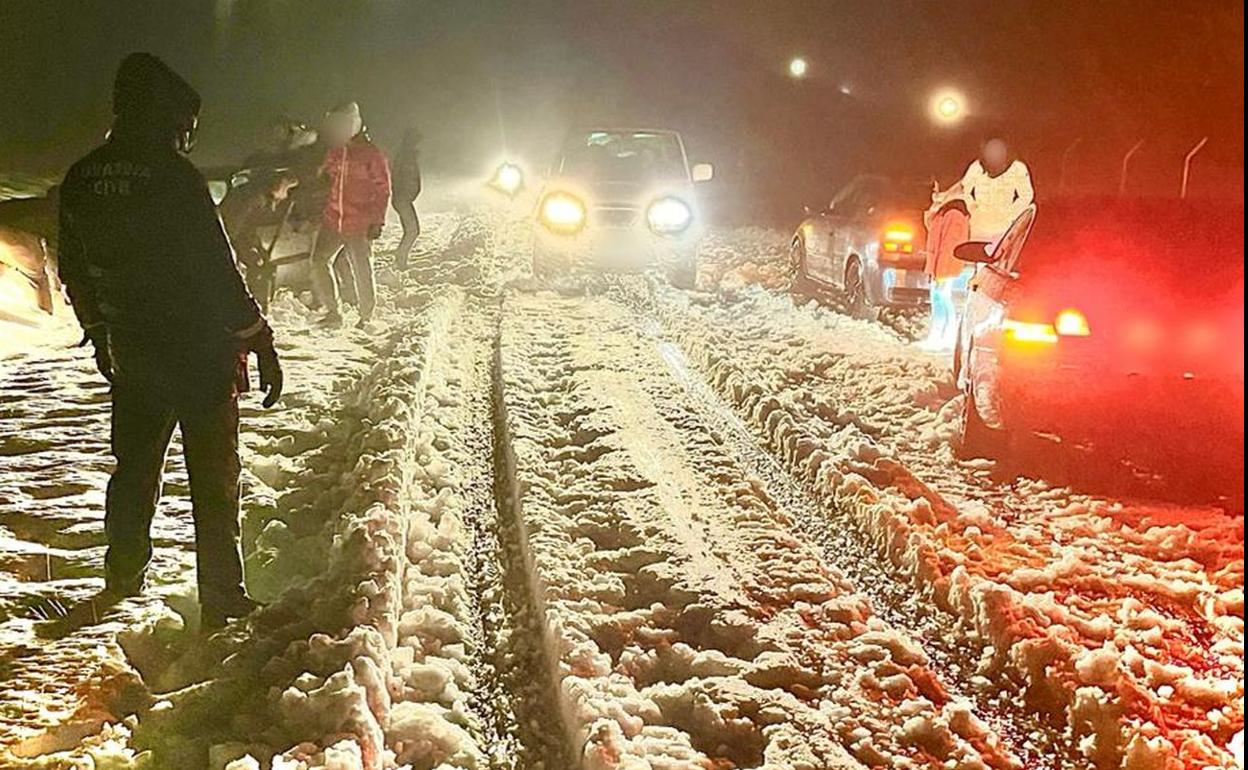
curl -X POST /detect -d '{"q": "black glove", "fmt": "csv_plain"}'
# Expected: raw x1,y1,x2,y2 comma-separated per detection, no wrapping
81,328,113,382
255,347,283,408
240,323,283,408
367,223,384,240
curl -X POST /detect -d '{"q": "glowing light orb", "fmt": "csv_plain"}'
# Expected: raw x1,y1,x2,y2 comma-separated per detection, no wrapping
788,57,809,79
930,90,967,125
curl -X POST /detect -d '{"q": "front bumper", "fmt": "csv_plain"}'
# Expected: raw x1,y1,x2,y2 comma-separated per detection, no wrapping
534,216,699,273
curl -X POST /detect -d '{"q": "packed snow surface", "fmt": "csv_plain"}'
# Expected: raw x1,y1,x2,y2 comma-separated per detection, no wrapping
1,204,1242,770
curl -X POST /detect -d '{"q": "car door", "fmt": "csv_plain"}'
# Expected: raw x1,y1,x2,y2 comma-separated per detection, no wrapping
815,180,863,286
801,207,832,277
962,208,1036,398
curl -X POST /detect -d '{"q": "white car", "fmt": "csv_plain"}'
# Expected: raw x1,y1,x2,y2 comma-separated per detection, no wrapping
532,128,713,288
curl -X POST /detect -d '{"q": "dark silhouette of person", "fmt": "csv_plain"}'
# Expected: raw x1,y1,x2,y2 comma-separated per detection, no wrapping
58,52,283,630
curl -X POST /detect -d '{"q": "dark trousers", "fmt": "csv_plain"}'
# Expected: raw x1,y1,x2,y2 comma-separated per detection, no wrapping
310,229,375,321
392,196,420,268
105,376,245,611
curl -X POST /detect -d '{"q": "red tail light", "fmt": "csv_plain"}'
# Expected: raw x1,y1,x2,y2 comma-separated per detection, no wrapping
1005,308,1092,344
1055,309,1091,337
1003,319,1060,344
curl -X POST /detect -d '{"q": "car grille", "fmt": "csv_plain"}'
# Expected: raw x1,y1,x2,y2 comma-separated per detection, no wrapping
595,207,639,228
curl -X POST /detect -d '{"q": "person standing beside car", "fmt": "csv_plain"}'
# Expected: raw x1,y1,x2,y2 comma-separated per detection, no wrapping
308,102,391,327
390,126,423,270
921,137,1034,349
57,52,283,630
947,137,1034,243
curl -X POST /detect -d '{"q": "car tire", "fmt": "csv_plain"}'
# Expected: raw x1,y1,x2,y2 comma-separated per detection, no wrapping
666,249,698,290
955,387,1005,460
844,259,879,321
787,238,810,295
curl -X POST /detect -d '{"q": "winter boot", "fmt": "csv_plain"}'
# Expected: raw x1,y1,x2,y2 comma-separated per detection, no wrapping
201,594,261,632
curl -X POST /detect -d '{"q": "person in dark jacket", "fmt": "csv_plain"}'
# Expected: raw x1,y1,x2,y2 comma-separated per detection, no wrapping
58,52,283,630
390,127,422,269
309,102,391,327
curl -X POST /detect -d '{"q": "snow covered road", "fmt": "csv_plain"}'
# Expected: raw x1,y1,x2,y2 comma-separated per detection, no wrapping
635,269,1243,769
1,207,1242,770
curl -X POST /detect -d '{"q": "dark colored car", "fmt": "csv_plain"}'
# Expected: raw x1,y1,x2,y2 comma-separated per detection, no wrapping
789,174,933,319
953,199,1245,493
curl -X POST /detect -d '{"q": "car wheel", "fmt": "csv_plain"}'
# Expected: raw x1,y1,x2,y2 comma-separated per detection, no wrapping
955,387,1006,460
844,260,879,321
666,249,698,290
787,238,810,294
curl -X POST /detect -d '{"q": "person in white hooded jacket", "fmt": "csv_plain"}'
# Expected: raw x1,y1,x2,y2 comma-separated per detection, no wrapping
942,137,1035,243
920,138,1034,349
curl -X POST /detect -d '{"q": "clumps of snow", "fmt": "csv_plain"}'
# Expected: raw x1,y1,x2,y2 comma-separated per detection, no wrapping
697,226,793,292
649,283,1245,769
495,292,1019,769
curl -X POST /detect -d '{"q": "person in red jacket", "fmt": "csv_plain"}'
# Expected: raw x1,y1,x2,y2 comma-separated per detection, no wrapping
310,102,391,327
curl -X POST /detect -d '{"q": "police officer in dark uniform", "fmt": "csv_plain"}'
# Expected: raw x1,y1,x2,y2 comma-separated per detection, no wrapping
58,53,283,630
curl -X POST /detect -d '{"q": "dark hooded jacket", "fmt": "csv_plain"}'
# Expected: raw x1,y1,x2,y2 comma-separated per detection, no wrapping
58,53,268,400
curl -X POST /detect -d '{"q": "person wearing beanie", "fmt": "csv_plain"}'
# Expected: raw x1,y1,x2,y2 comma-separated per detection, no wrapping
309,101,391,327
58,52,282,631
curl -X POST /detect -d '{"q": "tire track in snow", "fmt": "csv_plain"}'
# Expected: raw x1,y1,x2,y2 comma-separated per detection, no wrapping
407,296,571,769
496,291,1019,770
627,308,1078,769
637,282,1243,770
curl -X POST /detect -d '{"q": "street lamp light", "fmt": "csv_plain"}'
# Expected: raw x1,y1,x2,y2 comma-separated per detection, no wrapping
929,89,966,125
788,57,809,79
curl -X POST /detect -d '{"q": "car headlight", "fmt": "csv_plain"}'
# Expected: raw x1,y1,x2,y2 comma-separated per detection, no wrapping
646,196,692,234
491,162,524,196
539,192,587,234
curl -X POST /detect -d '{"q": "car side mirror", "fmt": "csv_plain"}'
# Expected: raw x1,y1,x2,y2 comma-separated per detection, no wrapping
691,163,714,183
954,241,997,263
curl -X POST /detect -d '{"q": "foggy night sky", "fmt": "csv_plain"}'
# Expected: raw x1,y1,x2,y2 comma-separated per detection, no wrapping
1,0,1243,217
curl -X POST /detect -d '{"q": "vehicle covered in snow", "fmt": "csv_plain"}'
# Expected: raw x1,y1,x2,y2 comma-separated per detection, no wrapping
531,128,713,288
953,199,1245,481
789,174,933,320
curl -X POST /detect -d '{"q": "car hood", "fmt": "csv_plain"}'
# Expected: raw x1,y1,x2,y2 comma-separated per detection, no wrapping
548,176,694,207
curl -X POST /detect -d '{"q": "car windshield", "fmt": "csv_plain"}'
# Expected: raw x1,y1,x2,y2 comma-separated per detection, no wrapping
559,131,686,182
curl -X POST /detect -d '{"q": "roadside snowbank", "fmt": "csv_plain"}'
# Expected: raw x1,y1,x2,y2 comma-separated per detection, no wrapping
1,210,506,769
0,289,483,770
